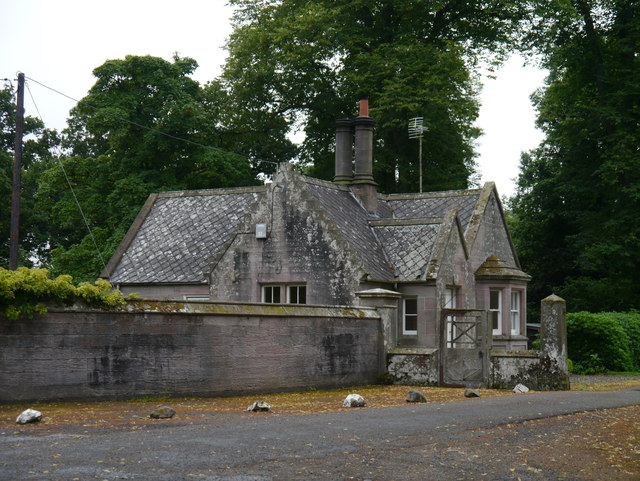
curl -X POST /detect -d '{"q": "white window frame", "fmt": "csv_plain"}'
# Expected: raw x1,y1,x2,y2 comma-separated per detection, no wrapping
262,285,282,303
510,290,521,335
444,287,457,345
403,298,418,335
287,285,307,304
262,283,307,304
444,287,457,309
490,289,502,335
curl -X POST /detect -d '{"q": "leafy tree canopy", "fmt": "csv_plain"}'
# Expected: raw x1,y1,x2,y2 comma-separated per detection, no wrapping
511,0,640,312
223,0,528,193
0,83,60,268
35,55,258,282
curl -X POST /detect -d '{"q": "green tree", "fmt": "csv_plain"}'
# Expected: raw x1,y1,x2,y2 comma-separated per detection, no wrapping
511,0,640,312
0,83,60,268
222,0,527,192
38,55,258,282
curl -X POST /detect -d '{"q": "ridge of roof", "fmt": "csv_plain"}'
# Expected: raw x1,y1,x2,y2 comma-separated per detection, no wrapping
301,175,352,192
382,187,483,201
156,185,267,198
369,217,443,227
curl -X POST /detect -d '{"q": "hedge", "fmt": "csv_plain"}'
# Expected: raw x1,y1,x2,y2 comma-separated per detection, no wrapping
601,312,640,371
567,311,637,374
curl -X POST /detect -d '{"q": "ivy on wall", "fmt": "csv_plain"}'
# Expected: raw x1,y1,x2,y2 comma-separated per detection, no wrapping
0,267,132,320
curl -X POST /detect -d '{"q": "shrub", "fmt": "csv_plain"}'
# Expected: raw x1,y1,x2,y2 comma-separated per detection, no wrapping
0,267,130,320
602,311,640,371
567,312,633,373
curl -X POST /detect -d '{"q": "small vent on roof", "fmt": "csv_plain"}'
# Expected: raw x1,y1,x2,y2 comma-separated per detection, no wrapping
256,223,267,239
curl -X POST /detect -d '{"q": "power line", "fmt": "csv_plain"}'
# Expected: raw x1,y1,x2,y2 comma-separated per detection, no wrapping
20,76,280,278
24,75,243,158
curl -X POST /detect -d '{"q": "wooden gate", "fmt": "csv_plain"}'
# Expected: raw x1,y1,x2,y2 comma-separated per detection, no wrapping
439,308,489,388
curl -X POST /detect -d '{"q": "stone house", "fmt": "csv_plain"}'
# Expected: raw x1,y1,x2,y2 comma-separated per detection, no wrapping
103,100,531,361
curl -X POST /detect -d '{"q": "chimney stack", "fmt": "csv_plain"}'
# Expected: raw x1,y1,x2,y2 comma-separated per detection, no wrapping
333,119,353,184
353,99,375,184
332,98,378,213
351,98,377,213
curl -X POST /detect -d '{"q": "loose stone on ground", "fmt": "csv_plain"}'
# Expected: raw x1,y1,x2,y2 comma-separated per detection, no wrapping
343,394,366,407
464,388,481,398
513,383,530,393
246,401,271,412
16,409,42,424
406,389,427,403
150,406,176,419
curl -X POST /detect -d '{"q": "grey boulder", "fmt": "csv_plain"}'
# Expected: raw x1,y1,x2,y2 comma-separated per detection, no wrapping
150,406,176,419
406,389,428,403
16,409,42,425
246,401,271,412
343,394,366,407
464,388,481,398
513,383,530,393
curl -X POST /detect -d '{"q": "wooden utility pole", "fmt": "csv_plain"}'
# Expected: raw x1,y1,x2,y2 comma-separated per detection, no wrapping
9,72,25,270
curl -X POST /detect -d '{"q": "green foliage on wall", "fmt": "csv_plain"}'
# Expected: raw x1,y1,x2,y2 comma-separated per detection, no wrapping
567,312,635,374
0,267,131,321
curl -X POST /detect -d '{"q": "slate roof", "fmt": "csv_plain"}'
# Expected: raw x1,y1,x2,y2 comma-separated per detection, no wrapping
371,221,441,280
304,178,394,281
108,188,264,284
106,169,490,285
475,255,531,281
383,189,481,231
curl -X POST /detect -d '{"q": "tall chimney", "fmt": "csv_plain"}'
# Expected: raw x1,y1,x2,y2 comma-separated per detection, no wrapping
353,98,374,184
333,119,353,184
351,98,377,213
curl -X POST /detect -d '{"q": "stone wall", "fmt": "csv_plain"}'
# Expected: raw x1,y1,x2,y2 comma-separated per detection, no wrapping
386,348,439,385
0,300,383,403
490,350,570,391
209,167,364,306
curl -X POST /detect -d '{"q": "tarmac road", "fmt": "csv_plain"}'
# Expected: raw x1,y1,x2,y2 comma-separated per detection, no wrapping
1,389,638,481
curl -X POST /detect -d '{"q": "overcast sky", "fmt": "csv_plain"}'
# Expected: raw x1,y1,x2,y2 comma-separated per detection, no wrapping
1,0,546,197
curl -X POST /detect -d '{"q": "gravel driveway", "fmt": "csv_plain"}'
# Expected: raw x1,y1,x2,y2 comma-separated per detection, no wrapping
1,388,638,481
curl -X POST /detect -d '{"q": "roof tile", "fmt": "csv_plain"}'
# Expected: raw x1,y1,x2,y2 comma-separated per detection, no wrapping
110,191,262,283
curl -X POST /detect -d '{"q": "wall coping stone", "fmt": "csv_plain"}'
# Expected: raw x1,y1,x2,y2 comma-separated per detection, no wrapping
492,334,530,342
490,349,540,358
388,347,438,356
45,300,380,320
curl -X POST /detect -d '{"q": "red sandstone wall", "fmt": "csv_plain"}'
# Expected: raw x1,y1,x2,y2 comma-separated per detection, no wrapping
0,302,382,403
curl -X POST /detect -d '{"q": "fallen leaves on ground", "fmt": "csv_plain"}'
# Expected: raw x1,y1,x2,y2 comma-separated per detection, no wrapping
1,377,638,433
461,405,640,480
0,384,511,432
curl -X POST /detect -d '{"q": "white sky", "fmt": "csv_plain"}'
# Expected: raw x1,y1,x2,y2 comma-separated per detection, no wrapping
1,0,546,197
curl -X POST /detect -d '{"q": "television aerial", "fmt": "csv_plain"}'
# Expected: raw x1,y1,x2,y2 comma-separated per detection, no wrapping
408,117,428,193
